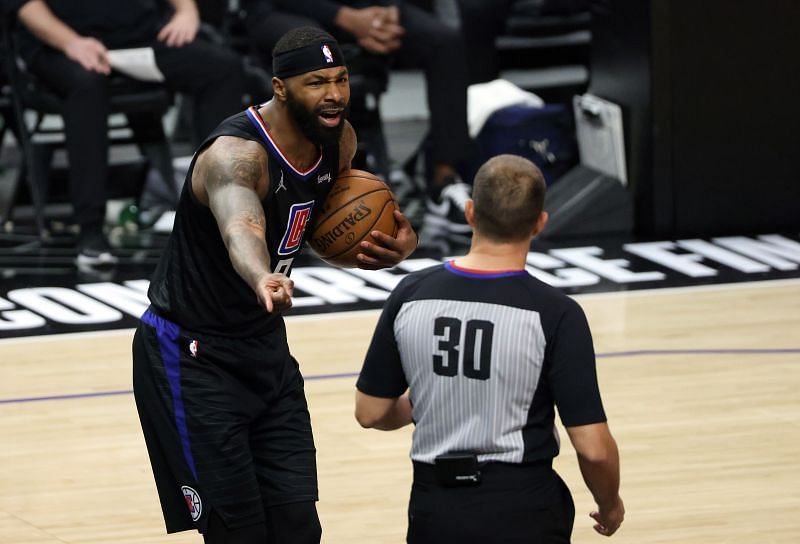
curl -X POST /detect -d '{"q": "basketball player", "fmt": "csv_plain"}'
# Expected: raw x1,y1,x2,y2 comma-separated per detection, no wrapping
355,154,624,542
132,27,417,543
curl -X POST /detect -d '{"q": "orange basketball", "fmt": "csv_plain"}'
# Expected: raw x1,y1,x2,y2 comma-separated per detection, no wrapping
309,169,398,268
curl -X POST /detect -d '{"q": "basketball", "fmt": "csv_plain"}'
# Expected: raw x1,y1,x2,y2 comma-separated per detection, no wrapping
309,169,398,268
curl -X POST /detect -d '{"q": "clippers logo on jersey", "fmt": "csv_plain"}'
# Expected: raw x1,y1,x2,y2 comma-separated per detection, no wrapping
279,201,315,255
322,44,334,63
181,486,202,521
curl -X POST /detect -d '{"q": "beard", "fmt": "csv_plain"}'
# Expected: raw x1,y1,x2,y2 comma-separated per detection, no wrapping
285,88,347,147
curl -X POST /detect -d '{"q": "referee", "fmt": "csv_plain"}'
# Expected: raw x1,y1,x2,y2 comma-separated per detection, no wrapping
355,154,624,542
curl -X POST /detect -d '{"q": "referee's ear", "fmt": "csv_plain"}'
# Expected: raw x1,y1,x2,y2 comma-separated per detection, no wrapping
464,199,476,228
532,211,549,238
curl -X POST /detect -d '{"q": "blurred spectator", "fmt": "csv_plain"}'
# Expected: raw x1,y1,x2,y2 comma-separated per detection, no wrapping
242,0,473,246
7,0,245,266
455,0,512,84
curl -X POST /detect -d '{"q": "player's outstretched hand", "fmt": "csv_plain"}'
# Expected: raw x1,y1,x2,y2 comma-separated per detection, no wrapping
590,496,625,537
256,273,294,313
356,209,417,270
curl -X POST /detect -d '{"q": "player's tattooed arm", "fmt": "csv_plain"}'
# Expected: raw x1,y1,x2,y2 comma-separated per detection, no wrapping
193,136,293,313
338,120,357,173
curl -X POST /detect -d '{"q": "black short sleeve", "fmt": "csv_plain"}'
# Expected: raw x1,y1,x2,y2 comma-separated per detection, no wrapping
547,299,606,427
356,280,410,398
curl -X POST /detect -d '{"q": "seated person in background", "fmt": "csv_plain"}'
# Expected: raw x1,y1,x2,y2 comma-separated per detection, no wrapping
455,0,512,84
242,0,474,247
7,0,246,266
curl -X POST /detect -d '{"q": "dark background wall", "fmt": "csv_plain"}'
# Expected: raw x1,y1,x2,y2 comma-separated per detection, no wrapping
590,0,800,237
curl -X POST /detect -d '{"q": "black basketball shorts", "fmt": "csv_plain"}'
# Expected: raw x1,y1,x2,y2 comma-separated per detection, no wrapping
132,308,318,534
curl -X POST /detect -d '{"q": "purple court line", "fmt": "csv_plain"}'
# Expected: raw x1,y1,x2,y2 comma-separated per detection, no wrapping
597,348,800,357
2,350,799,406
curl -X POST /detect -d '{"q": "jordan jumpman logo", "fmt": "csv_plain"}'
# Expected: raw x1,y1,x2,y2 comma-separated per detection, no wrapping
275,170,287,193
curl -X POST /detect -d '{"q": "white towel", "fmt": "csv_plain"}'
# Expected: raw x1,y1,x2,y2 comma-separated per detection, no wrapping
467,79,544,138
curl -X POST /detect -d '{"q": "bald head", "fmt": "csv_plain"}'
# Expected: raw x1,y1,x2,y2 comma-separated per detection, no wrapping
471,154,546,242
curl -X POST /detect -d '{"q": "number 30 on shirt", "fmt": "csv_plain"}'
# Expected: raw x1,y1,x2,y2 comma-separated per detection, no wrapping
432,316,494,380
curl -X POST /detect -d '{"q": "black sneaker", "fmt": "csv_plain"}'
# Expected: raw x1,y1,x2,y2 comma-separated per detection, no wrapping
422,179,473,246
76,230,118,267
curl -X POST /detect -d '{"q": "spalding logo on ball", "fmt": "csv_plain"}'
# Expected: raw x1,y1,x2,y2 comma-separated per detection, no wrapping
309,169,398,268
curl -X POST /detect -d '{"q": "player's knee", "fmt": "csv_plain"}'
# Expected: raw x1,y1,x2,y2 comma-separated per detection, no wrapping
266,501,321,544
203,511,268,544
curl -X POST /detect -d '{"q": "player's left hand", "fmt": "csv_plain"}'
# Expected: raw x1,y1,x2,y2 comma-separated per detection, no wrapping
356,209,417,270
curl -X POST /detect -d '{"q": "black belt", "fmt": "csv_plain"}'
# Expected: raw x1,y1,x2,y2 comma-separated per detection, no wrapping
413,458,553,487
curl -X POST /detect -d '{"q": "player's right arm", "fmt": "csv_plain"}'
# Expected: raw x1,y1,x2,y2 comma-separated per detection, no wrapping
192,136,293,313
565,422,625,536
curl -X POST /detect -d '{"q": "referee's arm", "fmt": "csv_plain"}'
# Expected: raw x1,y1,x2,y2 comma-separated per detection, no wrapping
566,422,624,536
550,299,625,536
355,277,413,431
355,391,412,430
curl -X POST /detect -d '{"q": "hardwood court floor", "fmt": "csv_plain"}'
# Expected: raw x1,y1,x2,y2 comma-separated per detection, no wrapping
1,279,799,543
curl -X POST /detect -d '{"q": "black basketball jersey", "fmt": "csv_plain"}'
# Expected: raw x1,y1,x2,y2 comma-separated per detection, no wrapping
147,106,340,337
357,261,607,464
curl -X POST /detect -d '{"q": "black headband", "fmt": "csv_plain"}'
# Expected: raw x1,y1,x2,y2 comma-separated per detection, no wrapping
272,40,346,79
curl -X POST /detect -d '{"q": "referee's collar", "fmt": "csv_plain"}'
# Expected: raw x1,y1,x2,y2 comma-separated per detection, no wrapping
445,260,527,279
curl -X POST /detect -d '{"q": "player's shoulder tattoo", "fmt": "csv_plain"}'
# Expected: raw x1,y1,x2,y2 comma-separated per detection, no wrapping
205,137,267,191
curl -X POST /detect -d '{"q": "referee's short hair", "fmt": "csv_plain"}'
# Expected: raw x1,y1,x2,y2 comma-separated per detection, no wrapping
472,154,546,242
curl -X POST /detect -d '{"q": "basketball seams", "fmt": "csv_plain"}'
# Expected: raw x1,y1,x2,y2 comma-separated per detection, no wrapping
338,173,387,181
314,187,390,225
309,169,399,267
336,169,388,183
323,197,397,260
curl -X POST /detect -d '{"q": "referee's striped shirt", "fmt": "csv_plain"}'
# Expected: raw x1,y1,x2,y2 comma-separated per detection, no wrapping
357,261,606,465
